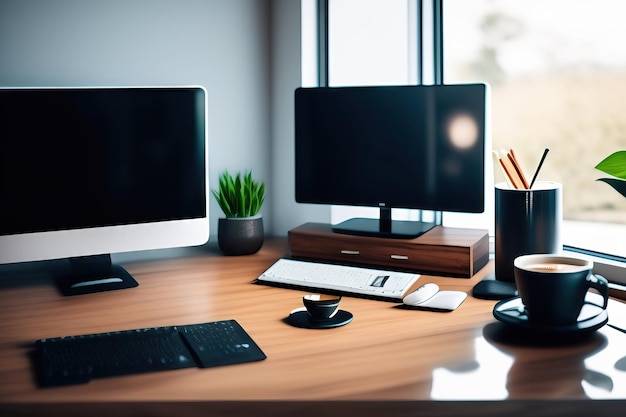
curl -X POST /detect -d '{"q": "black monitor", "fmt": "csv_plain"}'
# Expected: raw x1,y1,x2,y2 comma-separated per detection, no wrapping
295,83,487,238
0,86,209,295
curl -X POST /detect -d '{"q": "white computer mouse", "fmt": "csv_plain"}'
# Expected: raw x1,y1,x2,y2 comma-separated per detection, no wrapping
403,283,440,306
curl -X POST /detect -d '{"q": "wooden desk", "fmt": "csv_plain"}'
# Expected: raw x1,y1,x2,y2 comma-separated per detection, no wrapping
2,238,626,416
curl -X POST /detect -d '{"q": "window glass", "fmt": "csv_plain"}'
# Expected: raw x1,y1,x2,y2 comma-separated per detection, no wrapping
329,0,412,87
301,0,318,87
444,0,626,257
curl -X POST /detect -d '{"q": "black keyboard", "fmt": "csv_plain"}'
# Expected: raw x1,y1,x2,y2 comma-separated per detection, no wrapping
34,320,266,387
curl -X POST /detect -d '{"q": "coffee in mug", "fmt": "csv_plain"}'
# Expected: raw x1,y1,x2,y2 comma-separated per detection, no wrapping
513,254,609,327
525,263,585,273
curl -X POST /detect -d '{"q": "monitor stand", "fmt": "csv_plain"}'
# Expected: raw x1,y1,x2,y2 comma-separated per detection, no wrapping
54,254,138,296
332,207,436,239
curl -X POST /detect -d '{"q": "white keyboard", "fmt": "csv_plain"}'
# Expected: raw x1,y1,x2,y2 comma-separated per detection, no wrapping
257,258,420,300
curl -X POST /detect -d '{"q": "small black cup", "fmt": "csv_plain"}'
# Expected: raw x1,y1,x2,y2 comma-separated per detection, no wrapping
514,254,609,326
303,294,341,321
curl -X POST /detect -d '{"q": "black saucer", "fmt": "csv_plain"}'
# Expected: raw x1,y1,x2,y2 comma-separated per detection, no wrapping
285,309,353,329
493,297,608,337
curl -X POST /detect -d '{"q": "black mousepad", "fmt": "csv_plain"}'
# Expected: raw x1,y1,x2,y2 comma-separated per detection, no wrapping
285,309,353,329
472,277,518,300
493,297,608,337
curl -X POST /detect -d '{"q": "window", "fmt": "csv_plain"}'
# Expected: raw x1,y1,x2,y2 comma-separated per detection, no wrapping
443,0,626,260
304,0,626,281
328,0,415,87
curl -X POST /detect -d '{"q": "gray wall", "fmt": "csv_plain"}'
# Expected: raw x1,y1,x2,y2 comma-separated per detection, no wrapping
270,0,330,235
0,0,327,238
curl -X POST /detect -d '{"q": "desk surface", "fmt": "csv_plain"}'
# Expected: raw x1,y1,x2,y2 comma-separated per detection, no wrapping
2,238,626,416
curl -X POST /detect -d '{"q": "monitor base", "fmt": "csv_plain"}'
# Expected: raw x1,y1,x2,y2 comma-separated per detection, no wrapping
332,218,436,239
55,254,138,296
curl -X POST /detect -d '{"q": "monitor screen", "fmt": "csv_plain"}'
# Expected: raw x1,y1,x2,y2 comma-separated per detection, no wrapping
0,86,209,294
295,84,486,238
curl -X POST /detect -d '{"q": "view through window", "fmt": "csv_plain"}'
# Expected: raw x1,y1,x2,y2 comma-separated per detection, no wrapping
443,0,626,257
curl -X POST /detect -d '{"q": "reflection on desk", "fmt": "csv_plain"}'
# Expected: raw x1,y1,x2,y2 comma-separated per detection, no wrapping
1,238,626,417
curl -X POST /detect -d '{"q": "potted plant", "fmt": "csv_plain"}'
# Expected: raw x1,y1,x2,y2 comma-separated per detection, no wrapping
595,150,626,198
211,170,265,255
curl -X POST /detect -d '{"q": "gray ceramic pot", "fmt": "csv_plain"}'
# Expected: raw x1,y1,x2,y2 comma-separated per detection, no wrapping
217,216,264,256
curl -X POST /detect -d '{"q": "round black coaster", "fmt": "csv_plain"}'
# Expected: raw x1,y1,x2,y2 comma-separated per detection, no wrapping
285,309,353,329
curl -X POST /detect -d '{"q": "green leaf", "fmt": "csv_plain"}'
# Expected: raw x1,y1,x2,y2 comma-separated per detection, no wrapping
210,170,265,217
595,151,626,180
597,178,626,199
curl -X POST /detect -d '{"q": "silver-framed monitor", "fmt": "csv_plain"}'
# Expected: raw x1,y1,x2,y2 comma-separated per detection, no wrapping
0,86,209,295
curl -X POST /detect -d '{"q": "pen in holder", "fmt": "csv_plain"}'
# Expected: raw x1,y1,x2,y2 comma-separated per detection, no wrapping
494,181,563,283
473,180,563,300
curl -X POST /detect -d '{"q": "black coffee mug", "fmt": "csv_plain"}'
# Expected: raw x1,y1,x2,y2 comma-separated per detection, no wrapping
514,254,609,326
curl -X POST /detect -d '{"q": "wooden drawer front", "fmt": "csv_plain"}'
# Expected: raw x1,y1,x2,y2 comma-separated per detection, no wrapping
288,223,489,277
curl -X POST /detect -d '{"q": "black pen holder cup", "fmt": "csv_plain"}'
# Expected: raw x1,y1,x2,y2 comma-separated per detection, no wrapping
494,181,562,283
